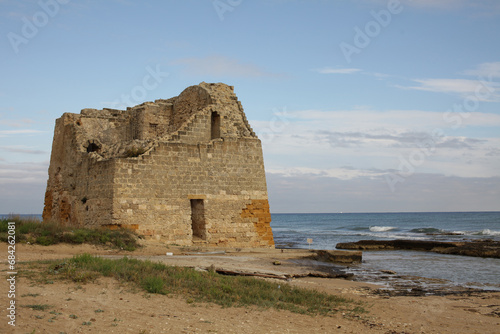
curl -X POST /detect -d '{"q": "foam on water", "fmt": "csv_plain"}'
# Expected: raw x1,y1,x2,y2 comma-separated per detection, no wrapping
477,229,500,236
369,226,397,232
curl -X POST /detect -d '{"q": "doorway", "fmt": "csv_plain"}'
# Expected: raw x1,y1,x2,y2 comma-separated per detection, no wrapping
190,199,206,240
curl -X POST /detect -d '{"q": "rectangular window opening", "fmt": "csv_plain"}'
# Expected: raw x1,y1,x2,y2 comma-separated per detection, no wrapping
211,112,221,139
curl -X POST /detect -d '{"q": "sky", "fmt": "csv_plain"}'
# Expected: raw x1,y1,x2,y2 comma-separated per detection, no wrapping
1,0,500,214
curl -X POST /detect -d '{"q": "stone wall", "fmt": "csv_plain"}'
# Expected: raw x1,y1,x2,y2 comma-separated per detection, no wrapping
109,138,272,247
43,82,274,248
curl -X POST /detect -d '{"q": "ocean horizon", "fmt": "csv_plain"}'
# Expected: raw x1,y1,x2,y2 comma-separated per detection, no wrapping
3,210,500,216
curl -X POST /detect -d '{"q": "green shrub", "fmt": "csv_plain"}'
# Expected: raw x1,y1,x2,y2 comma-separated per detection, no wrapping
18,222,40,234
23,304,52,311
0,220,8,233
36,235,56,246
0,232,8,243
71,253,95,265
142,276,167,294
99,234,111,244
69,229,90,244
1,216,140,250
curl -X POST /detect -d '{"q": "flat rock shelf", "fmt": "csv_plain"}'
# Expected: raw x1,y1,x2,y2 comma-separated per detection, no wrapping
336,239,500,258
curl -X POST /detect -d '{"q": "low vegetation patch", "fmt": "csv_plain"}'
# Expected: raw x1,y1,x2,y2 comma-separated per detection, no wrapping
23,304,52,311
0,215,139,251
50,254,365,316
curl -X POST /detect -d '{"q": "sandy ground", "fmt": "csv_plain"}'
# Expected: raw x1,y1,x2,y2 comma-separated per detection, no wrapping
1,242,499,334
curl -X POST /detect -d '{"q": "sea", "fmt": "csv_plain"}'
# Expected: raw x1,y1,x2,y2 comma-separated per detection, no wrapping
3,212,500,291
270,212,500,292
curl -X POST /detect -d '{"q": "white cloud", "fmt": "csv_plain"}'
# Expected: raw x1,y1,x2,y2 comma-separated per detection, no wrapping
0,161,48,185
398,63,500,101
267,172,500,213
0,129,44,137
360,0,500,14
171,55,281,78
408,79,485,94
267,166,385,180
399,78,499,102
314,68,395,81
0,146,47,155
288,109,500,129
314,67,361,74
0,118,36,128
254,108,500,181
462,62,500,78
0,161,48,214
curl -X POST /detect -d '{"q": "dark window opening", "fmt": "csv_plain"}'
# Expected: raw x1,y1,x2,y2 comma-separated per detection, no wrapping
190,199,206,240
211,112,221,139
87,143,100,153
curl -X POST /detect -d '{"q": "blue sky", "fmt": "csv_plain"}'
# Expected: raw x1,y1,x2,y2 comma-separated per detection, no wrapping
1,0,499,213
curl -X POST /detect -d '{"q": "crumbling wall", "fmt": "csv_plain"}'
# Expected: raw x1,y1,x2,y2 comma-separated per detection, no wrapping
42,112,118,226
172,85,212,133
130,102,173,140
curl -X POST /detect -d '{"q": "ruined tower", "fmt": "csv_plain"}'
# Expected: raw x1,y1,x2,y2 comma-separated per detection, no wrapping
43,82,274,248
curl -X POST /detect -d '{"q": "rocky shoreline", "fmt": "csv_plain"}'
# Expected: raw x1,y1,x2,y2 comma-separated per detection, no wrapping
336,239,500,258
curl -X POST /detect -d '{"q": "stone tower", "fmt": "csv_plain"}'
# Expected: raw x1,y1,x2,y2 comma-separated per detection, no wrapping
43,82,274,248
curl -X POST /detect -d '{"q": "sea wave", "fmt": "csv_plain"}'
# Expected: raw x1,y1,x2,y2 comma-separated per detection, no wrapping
450,229,500,237
369,226,397,232
475,229,500,236
351,226,370,231
410,227,443,234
